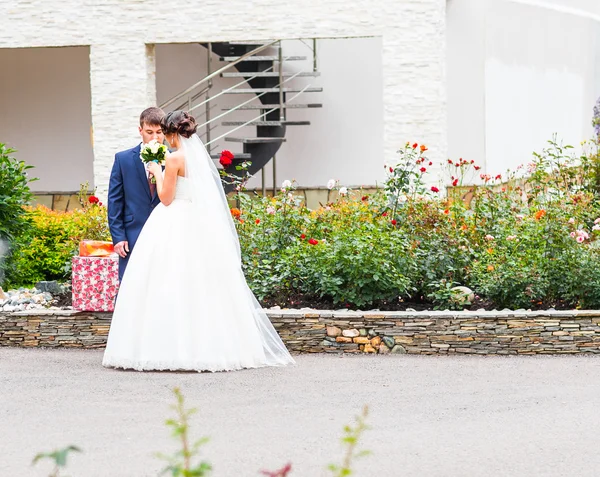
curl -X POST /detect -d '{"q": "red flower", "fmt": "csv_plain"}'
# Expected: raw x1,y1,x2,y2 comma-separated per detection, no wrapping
88,196,99,204
495,174,502,180
428,162,433,166
420,167,427,173
412,143,418,149
391,219,397,225
361,196,368,201
300,233,306,239
389,167,393,173
255,219,260,224
431,186,439,193
382,211,388,217
448,159,453,164
452,179,459,187
474,166,481,171
308,238,319,245
219,150,234,168
98,202,103,206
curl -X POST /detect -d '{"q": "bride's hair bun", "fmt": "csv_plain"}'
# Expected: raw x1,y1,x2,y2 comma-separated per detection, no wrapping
161,110,198,138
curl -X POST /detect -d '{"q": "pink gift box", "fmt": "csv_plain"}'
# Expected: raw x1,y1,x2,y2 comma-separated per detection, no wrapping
72,255,119,312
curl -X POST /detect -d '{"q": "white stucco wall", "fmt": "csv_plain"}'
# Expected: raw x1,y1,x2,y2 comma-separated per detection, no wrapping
447,0,600,178
0,46,94,192
0,0,447,197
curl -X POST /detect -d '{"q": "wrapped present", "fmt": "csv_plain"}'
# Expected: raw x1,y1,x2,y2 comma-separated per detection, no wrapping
72,255,119,312
79,240,115,257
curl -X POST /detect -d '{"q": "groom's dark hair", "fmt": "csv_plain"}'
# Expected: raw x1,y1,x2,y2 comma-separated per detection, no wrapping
140,107,165,127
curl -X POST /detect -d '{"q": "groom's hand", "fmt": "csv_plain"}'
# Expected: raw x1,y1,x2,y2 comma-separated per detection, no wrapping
114,241,129,258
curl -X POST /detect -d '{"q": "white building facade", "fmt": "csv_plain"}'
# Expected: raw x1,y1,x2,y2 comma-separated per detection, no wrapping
1,0,600,204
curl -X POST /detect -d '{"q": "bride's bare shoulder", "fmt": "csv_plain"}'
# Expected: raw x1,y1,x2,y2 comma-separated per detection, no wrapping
166,150,185,165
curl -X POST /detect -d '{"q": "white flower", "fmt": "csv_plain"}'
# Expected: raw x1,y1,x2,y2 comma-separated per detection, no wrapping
568,218,575,224
327,179,336,190
485,234,495,241
149,141,160,154
506,235,517,241
593,224,600,231
339,187,348,196
281,179,292,190
595,218,600,225
266,206,276,215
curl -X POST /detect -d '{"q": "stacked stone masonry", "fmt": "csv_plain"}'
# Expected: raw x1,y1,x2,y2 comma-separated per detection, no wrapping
2,310,600,354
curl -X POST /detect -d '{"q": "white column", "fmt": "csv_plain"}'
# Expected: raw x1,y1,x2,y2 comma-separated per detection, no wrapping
380,0,447,181
89,42,157,199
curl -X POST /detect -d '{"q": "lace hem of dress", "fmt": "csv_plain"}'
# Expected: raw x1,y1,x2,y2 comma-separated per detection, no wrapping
101,356,290,373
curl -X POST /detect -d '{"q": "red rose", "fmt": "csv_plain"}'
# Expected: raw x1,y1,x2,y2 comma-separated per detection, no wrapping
389,167,393,173
391,219,397,225
361,196,368,201
431,186,439,193
495,174,502,180
219,150,234,168
420,167,427,173
412,143,418,149
300,233,306,239
452,179,459,187
428,162,433,166
474,166,481,171
382,211,388,217
88,196,99,204
255,219,260,224
448,159,453,164
308,238,319,245
98,202,103,206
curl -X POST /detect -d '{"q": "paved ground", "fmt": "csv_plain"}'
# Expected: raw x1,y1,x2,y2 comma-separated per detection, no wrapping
1,350,600,477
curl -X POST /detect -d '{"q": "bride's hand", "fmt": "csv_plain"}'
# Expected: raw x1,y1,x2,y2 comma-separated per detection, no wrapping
146,161,162,178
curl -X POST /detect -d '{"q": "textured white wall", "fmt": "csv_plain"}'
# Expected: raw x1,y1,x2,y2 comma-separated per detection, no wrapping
0,46,94,192
1,0,447,197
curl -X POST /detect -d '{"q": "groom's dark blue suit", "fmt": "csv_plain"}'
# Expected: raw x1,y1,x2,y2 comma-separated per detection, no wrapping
108,143,161,281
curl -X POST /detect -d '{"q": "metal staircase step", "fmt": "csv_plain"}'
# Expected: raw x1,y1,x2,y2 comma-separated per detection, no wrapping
222,103,323,110
224,87,323,94
220,55,307,62
224,137,286,144
210,153,251,160
227,40,277,45
222,120,311,127
222,71,320,78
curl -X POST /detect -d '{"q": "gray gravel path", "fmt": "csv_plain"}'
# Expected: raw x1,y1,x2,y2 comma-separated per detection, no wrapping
1,349,600,476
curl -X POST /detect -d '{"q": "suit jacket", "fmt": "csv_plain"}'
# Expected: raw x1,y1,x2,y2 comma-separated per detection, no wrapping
107,143,161,280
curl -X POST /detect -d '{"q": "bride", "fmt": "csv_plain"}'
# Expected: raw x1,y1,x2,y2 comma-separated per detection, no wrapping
102,110,295,372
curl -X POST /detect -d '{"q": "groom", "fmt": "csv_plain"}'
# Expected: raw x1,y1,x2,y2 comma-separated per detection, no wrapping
108,107,165,281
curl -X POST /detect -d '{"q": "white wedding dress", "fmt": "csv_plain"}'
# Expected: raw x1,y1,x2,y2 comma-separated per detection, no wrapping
102,135,295,372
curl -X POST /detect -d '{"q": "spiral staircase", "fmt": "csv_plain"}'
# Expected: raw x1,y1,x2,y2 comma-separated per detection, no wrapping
159,40,323,193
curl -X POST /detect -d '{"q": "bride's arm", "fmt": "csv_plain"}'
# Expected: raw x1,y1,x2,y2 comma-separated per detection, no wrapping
151,153,182,206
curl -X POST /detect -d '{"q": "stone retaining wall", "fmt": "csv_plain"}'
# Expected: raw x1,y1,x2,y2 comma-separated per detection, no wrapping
2,309,600,354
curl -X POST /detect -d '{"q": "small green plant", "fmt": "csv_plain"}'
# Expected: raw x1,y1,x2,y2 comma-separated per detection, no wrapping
156,387,212,476
32,445,81,477
328,406,371,477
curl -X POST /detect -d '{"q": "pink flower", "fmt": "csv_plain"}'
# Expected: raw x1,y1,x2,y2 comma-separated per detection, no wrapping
570,232,576,238
507,235,517,241
516,214,525,220
266,206,276,215
595,218,600,225
568,218,575,224
485,234,495,241
577,236,585,243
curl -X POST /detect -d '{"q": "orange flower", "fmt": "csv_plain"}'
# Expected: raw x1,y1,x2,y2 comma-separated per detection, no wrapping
487,265,495,271
534,209,546,220
443,209,450,215
230,208,241,218
487,248,494,254
420,145,428,152
461,224,467,231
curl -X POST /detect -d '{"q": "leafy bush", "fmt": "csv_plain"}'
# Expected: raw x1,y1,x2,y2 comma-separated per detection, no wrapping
3,185,110,288
0,143,37,241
